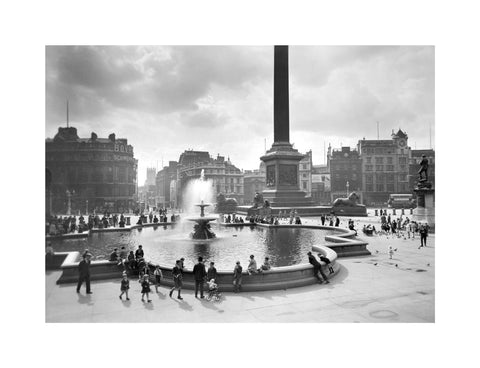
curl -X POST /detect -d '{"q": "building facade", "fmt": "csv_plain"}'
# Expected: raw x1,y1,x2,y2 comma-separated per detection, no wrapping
311,164,331,204
155,161,178,208
177,150,244,206
46,127,138,214
243,162,266,205
357,129,411,206
299,150,313,196
328,146,363,202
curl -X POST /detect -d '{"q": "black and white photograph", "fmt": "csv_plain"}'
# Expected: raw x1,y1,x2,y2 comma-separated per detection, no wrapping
45,44,436,323
3,1,479,367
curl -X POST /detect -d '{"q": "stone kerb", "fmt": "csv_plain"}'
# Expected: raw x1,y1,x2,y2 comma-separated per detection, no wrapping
55,245,339,292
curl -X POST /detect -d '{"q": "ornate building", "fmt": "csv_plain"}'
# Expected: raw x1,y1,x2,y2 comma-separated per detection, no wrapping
156,161,178,208
328,146,362,202
176,150,244,206
45,127,138,214
299,150,313,196
357,129,411,206
243,162,266,205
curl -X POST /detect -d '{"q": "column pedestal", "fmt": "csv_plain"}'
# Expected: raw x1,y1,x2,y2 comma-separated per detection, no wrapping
412,184,435,232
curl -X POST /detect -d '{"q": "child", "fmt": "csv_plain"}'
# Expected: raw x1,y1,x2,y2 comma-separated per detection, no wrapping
318,254,334,274
140,274,152,302
119,271,130,301
153,265,163,293
207,279,220,301
388,246,394,260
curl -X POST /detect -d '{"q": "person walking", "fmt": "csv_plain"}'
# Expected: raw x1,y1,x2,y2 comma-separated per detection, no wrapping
233,261,243,292
419,223,429,248
321,214,326,226
153,265,163,293
76,253,93,294
140,274,152,302
119,271,130,301
193,257,207,298
169,260,184,300
307,251,329,284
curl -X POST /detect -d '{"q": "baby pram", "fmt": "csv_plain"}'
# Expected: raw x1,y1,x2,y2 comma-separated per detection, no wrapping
206,279,221,302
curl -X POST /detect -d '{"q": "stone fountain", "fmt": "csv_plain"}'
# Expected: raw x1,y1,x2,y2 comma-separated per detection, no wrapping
188,200,217,240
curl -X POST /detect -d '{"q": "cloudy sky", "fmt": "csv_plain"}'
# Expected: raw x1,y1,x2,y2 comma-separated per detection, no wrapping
46,46,434,184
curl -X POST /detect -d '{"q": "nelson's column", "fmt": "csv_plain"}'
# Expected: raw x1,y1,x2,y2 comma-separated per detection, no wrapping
259,45,318,214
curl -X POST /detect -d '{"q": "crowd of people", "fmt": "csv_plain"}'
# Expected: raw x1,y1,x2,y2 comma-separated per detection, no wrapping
74,244,334,302
46,208,182,236
46,212,130,235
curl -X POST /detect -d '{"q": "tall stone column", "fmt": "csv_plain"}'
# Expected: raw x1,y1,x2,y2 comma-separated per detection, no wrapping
274,45,290,144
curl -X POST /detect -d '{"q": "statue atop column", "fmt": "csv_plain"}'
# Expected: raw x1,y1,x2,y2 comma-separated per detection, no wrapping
417,154,432,189
418,154,429,181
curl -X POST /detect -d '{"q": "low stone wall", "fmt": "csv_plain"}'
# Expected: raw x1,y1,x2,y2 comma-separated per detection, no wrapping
55,245,339,292
223,222,371,257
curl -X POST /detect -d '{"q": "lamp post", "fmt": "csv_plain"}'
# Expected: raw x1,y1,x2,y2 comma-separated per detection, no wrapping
346,181,350,197
66,189,75,215
86,199,89,215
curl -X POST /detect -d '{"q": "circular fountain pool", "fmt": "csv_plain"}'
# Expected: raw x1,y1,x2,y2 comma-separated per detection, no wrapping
49,222,337,270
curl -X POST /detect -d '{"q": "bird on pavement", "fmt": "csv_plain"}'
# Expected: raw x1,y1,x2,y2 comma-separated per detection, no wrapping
374,263,378,266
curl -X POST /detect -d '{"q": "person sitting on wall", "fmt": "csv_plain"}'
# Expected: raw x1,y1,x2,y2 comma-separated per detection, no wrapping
109,248,120,262
258,257,272,272
274,217,279,225
153,215,159,223
247,255,257,275
127,251,136,270
135,245,144,260
307,251,329,284
295,216,302,225
318,253,334,275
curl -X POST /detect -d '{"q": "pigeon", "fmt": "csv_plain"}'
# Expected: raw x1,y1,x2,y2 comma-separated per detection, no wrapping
394,248,398,251
375,250,379,254
427,263,430,267
374,263,378,266
395,264,398,267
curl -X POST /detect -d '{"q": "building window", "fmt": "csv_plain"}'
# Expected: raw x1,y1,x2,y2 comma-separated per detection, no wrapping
302,164,307,170
303,182,307,189
376,183,384,192
352,173,357,180
387,157,393,164
366,157,372,164
399,157,407,164
366,184,374,192
365,175,373,184
386,165,394,171
376,165,384,171
386,183,394,192
366,165,373,171
387,174,394,183
302,173,307,178
375,157,384,164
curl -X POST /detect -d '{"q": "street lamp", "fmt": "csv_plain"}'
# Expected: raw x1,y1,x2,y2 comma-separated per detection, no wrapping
66,189,75,215
86,199,89,215
346,181,350,197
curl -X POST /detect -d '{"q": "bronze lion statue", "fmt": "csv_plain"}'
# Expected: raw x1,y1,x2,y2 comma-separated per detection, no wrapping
333,192,363,207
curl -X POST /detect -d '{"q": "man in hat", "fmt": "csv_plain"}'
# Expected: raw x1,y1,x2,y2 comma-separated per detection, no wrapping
307,252,330,284
193,256,207,298
77,252,93,294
